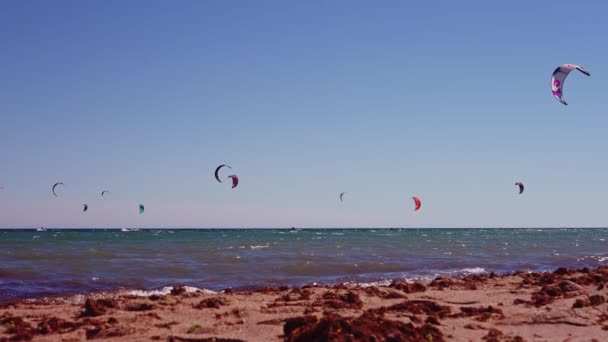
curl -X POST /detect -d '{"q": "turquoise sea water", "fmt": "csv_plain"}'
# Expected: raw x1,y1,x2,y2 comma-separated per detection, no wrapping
1,228,607,302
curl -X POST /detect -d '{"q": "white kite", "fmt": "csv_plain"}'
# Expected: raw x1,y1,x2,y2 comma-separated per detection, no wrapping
551,64,590,105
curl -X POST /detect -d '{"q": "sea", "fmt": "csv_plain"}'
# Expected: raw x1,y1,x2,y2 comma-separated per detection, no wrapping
1,228,607,302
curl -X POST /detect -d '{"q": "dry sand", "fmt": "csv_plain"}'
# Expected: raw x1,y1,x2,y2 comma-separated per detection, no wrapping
2,266,608,341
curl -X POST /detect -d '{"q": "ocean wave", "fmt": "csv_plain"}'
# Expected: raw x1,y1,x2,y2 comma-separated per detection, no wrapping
24,293,87,305
125,286,216,297
250,244,269,250
347,280,392,288
456,267,487,275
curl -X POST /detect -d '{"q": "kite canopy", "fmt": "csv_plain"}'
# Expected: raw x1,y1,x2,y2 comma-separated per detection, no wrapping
139,204,144,214
52,182,64,197
551,64,590,105
339,192,346,202
101,190,109,198
215,164,232,183
515,182,524,195
83,204,88,212
228,175,239,189
412,196,421,212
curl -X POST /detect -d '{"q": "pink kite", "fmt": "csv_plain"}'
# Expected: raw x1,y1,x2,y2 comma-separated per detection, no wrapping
551,64,590,105
412,196,421,212
228,175,239,189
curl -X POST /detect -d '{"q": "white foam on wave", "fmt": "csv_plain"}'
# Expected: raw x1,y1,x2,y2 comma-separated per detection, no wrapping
458,267,487,275
351,279,392,288
24,293,88,305
250,244,269,249
345,274,441,288
126,286,216,297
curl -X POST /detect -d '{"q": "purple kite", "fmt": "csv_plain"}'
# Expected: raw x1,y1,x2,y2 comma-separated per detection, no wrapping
228,175,239,189
551,64,590,105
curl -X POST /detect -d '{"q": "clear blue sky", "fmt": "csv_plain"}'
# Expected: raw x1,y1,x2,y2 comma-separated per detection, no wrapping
1,0,607,228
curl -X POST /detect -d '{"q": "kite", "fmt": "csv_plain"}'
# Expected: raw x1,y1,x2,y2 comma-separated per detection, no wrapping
339,192,346,202
228,175,239,189
139,204,144,214
551,64,590,105
412,196,421,212
101,190,109,198
515,182,524,195
83,204,88,212
215,164,232,183
52,182,64,197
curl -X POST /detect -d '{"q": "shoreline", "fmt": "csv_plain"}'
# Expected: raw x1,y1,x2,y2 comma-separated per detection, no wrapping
2,266,608,341
0,267,507,306
5,227,608,231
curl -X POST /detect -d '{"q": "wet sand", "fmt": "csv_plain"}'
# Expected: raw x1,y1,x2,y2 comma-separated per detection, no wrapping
2,266,608,341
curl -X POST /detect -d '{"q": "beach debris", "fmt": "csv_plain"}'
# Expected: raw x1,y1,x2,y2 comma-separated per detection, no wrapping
193,297,228,309
0,313,109,340
429,276,457,290
125,303,154,311
553,267,572,275
171,287,187,296
214,164,232,183
51,182,64,197
1,315,35,341
362,286,406,299
276,288,312,302
257,318,284,325
284,316,317,337
515,182,524,195
169,336,245,342
228,175,239,189
284,312,444,342
85,325,130,340
482,328,504,342
557,280,582,293
38,317,83,335
551,64,590,105
451,306,505,322
412,196,422,211
378,300,452,319
389,280,427,293
155,321,179,329
573,294,606,308
314,291,363,310
79,298,118,317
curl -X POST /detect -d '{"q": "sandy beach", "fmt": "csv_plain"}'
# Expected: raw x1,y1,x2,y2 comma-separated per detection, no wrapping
1,266,607,341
